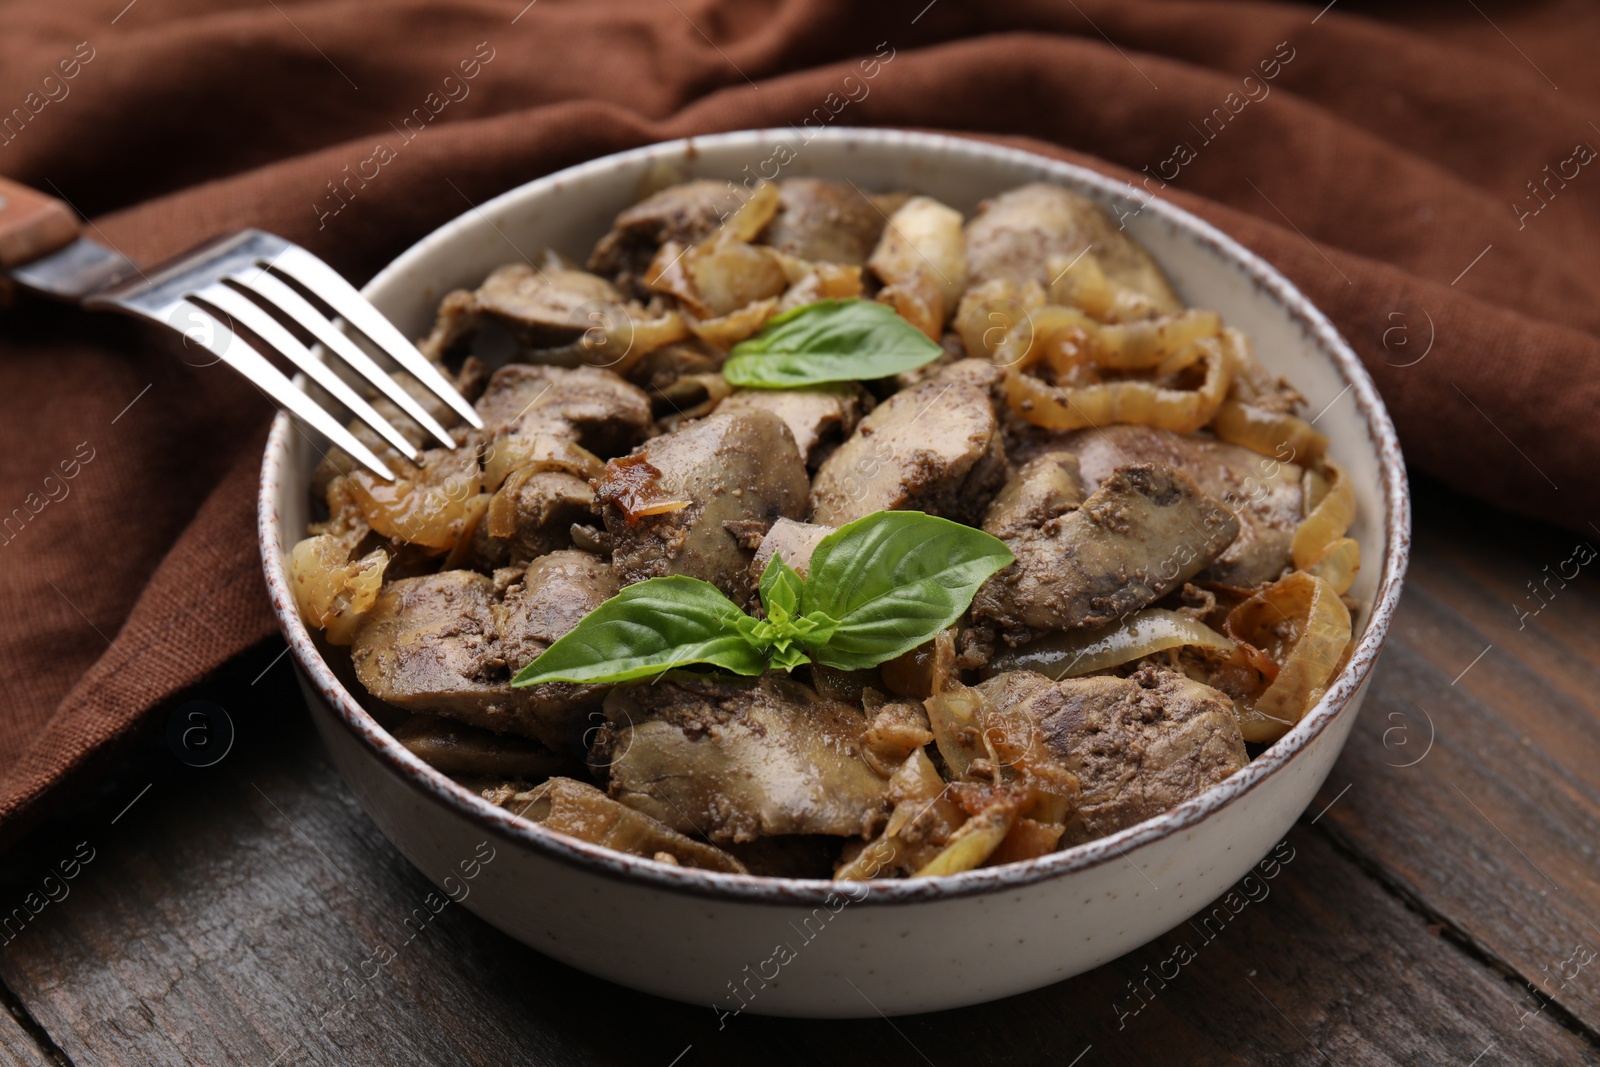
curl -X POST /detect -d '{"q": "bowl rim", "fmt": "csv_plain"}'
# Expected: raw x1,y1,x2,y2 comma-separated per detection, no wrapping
259,127,1411,906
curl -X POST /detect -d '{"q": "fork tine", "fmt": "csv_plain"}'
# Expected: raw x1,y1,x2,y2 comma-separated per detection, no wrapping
264,245,484,429
175,299,395,481
192,283,421,463
229,267,458,450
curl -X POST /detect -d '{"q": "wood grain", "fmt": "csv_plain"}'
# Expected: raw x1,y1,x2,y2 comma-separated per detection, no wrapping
1313,480,1600,1039
2,508,1599,1067
0,999,52,1067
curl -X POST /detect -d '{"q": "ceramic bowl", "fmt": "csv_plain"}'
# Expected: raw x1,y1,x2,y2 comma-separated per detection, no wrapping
259,128,1409,1017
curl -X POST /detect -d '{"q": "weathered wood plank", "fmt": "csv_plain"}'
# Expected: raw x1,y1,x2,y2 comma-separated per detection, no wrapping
1314,479,1600,1040
0,995,53,1067
0,623,1594,1066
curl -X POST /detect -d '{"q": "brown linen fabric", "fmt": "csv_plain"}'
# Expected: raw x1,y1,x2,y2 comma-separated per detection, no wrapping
1,0,1597,846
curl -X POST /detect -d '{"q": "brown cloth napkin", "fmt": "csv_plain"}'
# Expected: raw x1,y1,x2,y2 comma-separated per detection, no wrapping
2,0,1597,848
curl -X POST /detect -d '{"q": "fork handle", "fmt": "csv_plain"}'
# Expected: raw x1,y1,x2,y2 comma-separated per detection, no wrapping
0,176,79,269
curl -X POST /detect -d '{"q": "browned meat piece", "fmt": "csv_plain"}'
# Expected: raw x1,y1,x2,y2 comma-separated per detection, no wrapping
975,667,1247,843
715,383,869,468
981,450,1085,540
809,380,1007,527
393,714,568,778
964,183,1182,314
626,339,728,423
600,410,810,598
759,178,891,266
589,179,750,294
350,552,618,747
596,675,888,844
1055,424,1303,587
860,701,935,777
487,777,748,874
472,470,595,568
972,463,1239,643
933,357,1004,392
470,263,629,348
749,517,833,583
497,550,621,669
416,261,686,370
474,364,652,456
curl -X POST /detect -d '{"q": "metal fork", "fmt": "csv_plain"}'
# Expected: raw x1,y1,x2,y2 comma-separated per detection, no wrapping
0,177,481,480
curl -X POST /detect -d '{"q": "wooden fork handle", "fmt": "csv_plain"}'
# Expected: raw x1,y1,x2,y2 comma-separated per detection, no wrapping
0,176,79,269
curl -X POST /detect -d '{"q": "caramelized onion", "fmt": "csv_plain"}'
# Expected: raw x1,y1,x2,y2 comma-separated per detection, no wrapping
579,307,687,374
1226,572,1352,743
955,278,1043,362
1307,536,1361,595
686,297,778,349
836,748,965,881
591,452,690,525
778,262,864,312
877,275,943,341
1093,310,1222,370
1003,336,1230,433
644,240,707,316
1292,460,1357,570
984,609,1234,679
924,685,986,780
913,796,1019,877
1046,250,1164,323
1210,399,1328,466
347,450,483,551
481,434,605,492
687,243,789,318
724,179,780,242
289,535,388,645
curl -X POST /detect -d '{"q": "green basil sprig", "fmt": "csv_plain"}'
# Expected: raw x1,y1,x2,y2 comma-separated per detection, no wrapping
511,511,1012,687
721,299,944,389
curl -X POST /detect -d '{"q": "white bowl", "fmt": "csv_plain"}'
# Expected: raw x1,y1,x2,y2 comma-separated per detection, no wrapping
258,129,1409,1017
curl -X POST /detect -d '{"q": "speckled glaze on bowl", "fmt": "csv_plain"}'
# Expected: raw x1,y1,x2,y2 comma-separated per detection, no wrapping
259,129,1409,1018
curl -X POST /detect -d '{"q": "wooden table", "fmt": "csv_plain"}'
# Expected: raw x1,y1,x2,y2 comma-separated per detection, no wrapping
1,477,1597,1066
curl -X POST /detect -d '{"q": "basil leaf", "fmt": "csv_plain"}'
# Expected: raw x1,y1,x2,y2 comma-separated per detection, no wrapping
800,511,1014,670
722,299,944,388
757,553,804,620
511,576,766,686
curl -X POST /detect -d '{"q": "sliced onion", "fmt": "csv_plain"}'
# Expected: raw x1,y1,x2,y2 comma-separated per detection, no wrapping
348,450,483,551
913,798,1019,877
644,240,708,316
289,535,388,646
1226,572,1352,743
1003,336,1230,433
876,275,943,341
723,179,779,242
1307,536,1361,595
1046,250,1164,323
778,262,863,312
924,685,985,780
579,307,686,374
955,278,1043,361
1093,310,1222,370
481,434,604,492
985,608,1235,679
1292,460,1357,570
994,306,1222,378
1211,398,1328,466
836,748,965,881
687,297,778,349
